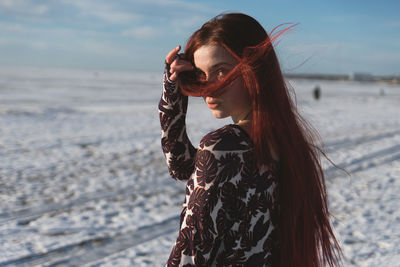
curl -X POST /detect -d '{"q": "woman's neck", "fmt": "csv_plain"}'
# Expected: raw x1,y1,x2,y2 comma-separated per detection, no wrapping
233,111,279,161
233,109,252,137
233,109,252,125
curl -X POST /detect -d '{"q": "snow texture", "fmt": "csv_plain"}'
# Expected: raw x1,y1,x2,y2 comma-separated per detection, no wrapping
0,66,399,266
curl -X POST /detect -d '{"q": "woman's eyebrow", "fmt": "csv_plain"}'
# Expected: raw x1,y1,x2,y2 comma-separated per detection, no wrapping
196,62,234,73
211,62,233,69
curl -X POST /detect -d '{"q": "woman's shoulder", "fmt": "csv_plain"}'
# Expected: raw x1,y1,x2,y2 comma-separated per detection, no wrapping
199,124,252,152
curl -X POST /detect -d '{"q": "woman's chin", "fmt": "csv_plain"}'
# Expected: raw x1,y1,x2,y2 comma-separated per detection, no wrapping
211,110,229,119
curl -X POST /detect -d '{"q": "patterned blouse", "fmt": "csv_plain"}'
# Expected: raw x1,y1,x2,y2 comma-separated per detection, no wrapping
159,69,280,266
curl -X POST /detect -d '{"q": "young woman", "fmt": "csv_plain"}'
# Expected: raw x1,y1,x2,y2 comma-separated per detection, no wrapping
159,13,342,267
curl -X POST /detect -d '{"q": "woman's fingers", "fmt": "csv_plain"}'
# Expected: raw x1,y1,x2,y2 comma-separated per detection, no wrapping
169,60,194,82
166,45,181,64
170,60,193,73
165,45,194,82
169,72,178,81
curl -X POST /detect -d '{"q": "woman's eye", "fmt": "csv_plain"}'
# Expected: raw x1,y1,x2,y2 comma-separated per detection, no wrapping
215,69,229,81
216,69,225,80
195,70,207,82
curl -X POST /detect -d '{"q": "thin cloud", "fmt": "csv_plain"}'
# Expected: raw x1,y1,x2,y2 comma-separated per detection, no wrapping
79,40,126,56
0,0,49,16
0,21,105,40
133,0,215,14
61,0,141,24
285,42,355,55
170,15,208,35
0,22,25,32
122,26,160,40
0,37,48,49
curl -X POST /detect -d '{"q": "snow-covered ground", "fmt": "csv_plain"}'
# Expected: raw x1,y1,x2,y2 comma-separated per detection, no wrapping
0,66,399,266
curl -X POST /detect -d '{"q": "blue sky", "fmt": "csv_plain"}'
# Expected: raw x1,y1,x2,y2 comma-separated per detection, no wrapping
0,0,399,75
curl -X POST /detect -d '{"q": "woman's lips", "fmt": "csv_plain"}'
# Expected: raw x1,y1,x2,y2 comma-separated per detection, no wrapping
206,101,220,109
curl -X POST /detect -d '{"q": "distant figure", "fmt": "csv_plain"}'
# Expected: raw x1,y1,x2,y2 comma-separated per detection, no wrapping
380,88,385,96
313,85,321,100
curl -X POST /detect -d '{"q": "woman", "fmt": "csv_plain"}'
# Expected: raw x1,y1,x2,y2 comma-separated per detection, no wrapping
159,13,342,266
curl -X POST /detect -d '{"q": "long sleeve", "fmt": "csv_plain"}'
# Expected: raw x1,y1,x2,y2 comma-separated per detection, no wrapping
166,134,230,267
159,67,197,181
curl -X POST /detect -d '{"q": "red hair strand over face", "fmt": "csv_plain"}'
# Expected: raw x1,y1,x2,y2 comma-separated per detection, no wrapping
178,13,342,267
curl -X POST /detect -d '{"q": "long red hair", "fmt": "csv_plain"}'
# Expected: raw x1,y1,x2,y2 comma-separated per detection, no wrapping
178,13,342,266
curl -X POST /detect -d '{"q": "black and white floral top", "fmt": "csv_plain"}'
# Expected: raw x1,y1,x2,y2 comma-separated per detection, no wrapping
159,69,280,266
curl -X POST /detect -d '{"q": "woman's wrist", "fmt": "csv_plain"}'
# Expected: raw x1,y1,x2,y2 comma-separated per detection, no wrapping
164,61,176,84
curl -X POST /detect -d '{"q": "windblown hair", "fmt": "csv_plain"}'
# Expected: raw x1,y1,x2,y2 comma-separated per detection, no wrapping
178,13,342,267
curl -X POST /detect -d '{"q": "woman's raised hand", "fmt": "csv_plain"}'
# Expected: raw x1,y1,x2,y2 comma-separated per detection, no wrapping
165,45,194,82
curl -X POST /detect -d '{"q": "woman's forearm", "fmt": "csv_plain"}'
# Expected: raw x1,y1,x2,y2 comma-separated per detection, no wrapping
159,68,197,181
